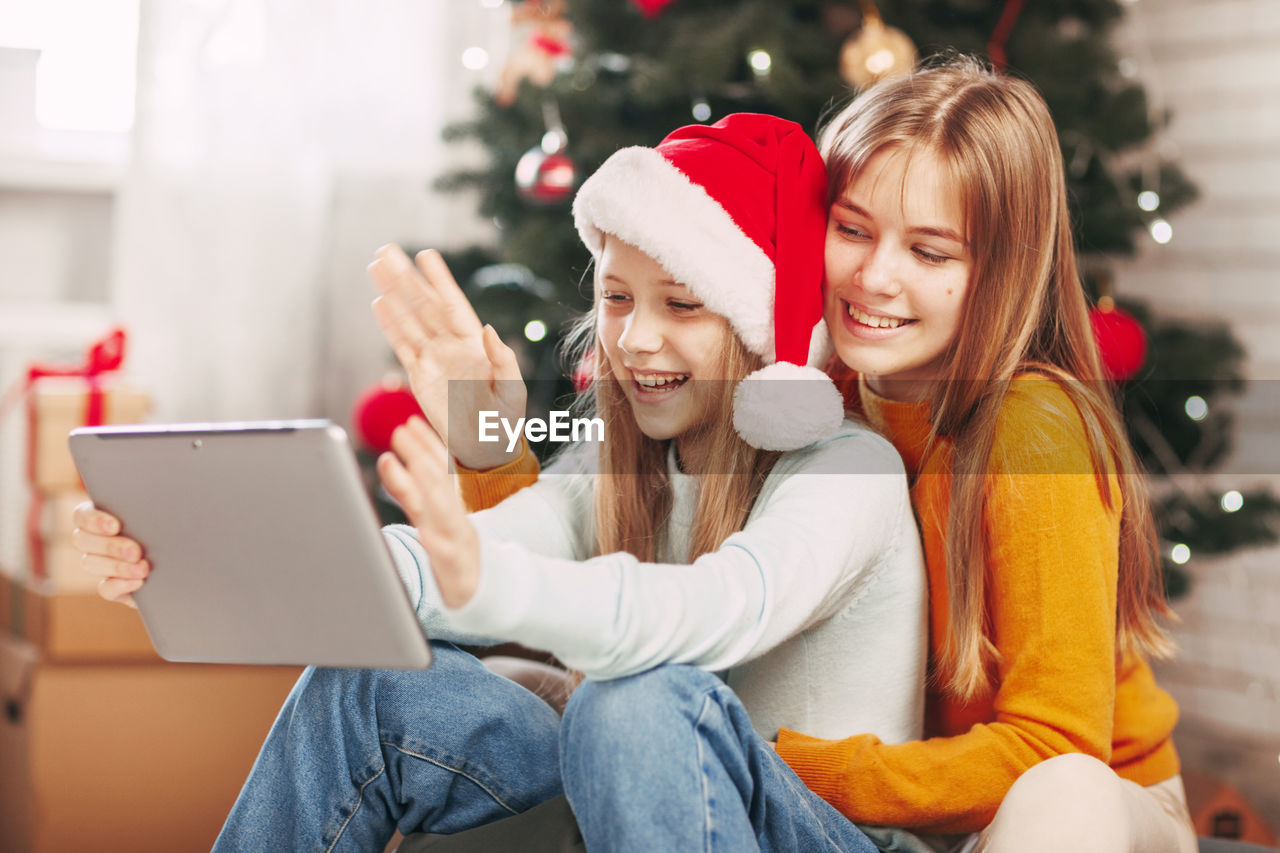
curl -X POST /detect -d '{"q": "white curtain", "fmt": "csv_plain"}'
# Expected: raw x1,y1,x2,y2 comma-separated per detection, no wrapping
112,0,501,424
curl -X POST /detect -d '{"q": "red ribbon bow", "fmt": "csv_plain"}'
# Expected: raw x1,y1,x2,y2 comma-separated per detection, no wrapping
26,327,127,427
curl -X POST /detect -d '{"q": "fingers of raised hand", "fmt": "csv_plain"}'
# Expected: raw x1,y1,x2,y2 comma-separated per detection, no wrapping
368,245,480,340
376,450,424,520
380,417,454,524
391,416,450,483
481,324,525,383
368,250,489,401
370,294,431,377
382,418,478,607
368,247,438,357
413,249,484,337
369,244,434,310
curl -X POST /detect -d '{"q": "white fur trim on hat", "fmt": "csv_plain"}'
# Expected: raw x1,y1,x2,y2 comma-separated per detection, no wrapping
732,362,846,452
573,147,775,359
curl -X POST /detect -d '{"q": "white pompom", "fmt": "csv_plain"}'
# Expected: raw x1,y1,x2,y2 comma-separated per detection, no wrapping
732,362,845,451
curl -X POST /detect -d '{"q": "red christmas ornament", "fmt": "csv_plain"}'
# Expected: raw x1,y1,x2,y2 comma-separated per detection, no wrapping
515,144,578,204
1089,298,1147,381
352,378,423,453
630,0,677,17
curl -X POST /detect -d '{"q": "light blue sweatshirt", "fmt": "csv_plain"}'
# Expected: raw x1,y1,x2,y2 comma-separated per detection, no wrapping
383,419,927,743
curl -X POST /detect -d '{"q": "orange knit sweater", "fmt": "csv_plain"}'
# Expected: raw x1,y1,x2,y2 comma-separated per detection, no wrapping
456,375,1181,834
455,438,540,513
772,370,1180,834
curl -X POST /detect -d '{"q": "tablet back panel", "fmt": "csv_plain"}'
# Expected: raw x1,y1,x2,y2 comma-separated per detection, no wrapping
69,421,431,669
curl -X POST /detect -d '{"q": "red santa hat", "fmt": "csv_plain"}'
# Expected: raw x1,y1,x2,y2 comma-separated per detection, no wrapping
572,112,843,451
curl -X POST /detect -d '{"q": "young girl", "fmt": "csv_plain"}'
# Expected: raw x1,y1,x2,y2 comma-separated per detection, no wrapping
457,60,1198,853
72,113,928,852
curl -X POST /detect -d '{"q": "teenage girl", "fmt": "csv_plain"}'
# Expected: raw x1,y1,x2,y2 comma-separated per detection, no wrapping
72,113,927,852
458,59,1197,853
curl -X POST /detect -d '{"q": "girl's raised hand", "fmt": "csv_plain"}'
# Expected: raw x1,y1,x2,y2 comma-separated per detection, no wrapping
70,501,150,607
368,245,528,470
378,416,481,609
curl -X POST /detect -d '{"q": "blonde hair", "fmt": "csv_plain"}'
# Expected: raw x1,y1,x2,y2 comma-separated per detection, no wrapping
562,263,780,565
820,56,1174,699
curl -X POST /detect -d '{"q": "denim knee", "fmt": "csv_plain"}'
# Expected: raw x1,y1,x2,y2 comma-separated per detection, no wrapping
560,665,726,766
565,665,721,726
295,644,561,757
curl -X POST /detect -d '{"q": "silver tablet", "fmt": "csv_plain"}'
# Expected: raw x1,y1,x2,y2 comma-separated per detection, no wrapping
68,420,432,669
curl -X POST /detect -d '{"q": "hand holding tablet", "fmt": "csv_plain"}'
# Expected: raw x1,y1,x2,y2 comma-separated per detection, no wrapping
69,420,433,669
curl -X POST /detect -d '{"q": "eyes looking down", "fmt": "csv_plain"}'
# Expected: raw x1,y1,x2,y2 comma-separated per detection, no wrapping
822,145,974,402
593,141,976,439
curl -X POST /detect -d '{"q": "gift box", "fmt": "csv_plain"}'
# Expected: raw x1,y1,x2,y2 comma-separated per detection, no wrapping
38,490,89,541
0,634,301,853
27,376,150,494
0,575,10,635
36,539,102,593
1,576,158,662
33,490,97,592
18,328,151,583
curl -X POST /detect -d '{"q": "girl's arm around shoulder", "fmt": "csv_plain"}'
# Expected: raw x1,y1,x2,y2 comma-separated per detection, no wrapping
442,419,921,680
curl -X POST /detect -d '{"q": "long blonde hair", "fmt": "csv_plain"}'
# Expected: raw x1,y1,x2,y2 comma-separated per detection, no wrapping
819,56,1174,699
563,271,781,564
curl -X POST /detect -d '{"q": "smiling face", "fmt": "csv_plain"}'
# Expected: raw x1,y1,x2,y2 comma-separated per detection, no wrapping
823,145,973,401
596,234,734,457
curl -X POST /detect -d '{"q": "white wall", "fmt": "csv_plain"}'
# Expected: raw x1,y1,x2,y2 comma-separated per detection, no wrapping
0,0,507,573
112,0,504,426
1113,0,1280,742
0,37,126,572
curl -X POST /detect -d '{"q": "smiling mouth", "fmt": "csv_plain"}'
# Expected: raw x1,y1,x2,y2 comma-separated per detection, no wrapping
846,302,916,330
631,372,690,394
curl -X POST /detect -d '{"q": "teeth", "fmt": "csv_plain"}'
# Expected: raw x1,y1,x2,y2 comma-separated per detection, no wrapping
635,373,688,388
847,304,907,329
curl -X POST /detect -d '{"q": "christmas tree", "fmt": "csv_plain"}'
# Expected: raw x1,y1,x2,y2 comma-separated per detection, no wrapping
435,0,1279,596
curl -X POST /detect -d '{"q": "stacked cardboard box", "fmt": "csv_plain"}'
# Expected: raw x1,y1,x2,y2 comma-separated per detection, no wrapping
1,337,303,852
25,375,151,591
0,577,302,853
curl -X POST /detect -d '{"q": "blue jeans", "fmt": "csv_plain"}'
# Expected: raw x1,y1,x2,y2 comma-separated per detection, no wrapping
215,644,876,852
563,664,878,853
213,642,564,851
